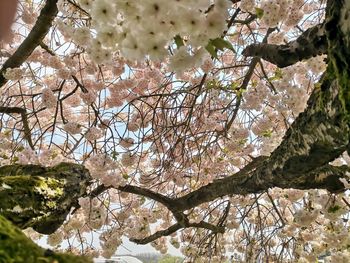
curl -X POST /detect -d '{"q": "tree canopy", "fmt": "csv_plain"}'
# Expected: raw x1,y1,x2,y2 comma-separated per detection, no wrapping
0,0,350,262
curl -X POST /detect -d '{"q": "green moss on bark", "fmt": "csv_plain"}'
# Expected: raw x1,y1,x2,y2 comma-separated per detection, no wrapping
0,215,92,263
0,175,65,232
325,1,350,120
0,163,92,234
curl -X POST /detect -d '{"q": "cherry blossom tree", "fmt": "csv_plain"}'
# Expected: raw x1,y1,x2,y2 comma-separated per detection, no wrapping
1,0,350,262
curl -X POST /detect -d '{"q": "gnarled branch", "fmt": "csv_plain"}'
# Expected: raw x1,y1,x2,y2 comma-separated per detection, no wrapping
130,220,225,245
130,223,182,244
0,214,91,263
0,162,92,234
242,23,327,68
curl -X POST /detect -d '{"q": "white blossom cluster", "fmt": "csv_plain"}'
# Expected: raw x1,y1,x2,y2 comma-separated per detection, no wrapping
85,153,127,187
3,67,26,81
76,0,230,65
41,87,57,108
260,0,304,27
240,0,305,28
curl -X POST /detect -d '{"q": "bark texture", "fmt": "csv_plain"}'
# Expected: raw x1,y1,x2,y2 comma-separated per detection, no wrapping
0,163,91,234
242,23,327,68
0,214,92,263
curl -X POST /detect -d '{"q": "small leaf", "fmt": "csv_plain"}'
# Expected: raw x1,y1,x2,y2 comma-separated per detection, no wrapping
11,156,19,164
140,196,146,204
255,7,264,19
314,83,322,89
235,88,244,98
174,35,185,48
274,68,283,79
268,68,283,81
261,130,273,138
111,151,119,160
238,139,248,146
205,42,218,58
211,37,236,53
206,79,220,89
229,82,240,90
327,205,341,213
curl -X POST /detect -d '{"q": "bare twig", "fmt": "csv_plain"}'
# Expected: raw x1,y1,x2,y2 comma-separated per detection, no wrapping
0,106,34,149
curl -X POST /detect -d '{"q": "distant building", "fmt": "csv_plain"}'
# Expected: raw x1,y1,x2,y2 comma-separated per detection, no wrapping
94,255,143,263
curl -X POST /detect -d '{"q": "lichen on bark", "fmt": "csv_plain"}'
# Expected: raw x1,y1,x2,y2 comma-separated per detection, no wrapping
325,0,350,119
0,163,92,234
0,214,92,263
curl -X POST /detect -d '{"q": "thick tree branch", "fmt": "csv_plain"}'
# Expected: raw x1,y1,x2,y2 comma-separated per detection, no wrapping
172,161,349,213
242,23,327,67
130,223,182,244
170,0,350,212
0,215,92,263
189,221,225,233
118,184,174,210
130,220,225,245
171,76,350,210
0,0,58,87
0,215,91,263
0,163,92,234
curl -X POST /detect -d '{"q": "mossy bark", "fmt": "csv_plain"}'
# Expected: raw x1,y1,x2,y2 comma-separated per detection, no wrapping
0,163,91,234
325,0,350,117
0,214,92,263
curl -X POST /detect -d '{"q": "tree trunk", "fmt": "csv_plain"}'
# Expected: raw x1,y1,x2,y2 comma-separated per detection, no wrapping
0,214,92,263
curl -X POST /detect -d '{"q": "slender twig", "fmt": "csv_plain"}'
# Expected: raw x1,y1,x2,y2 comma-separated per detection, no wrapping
0,106,34,149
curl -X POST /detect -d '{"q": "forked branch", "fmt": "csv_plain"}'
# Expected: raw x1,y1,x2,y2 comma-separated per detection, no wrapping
243,23,327,67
